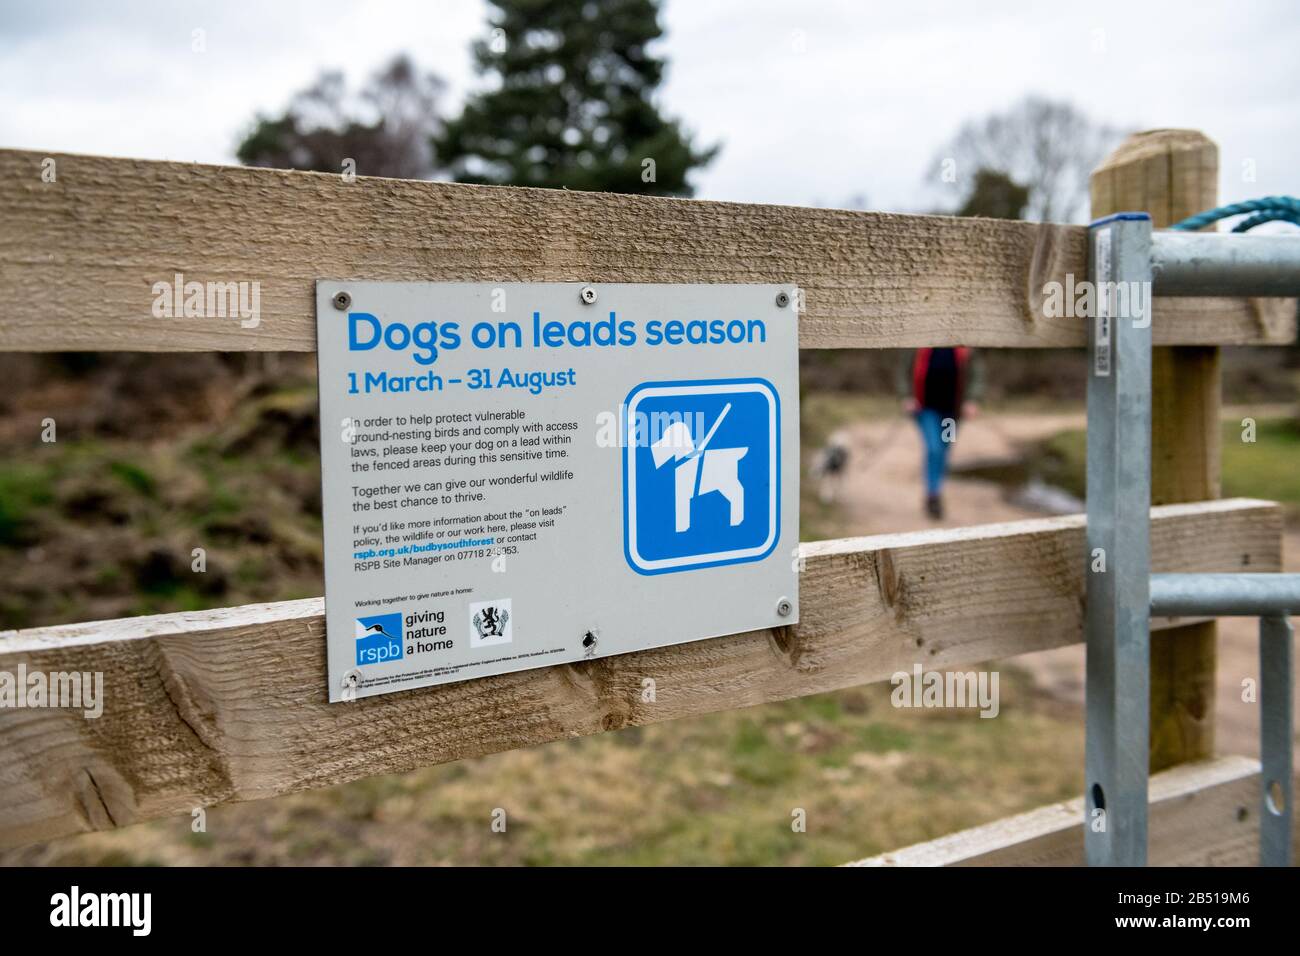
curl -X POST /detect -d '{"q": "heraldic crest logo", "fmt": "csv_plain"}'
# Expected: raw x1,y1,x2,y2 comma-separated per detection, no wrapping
469,598,512,648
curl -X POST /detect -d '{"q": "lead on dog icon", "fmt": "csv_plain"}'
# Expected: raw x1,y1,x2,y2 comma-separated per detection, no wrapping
624,379,780,574
650,403,747,532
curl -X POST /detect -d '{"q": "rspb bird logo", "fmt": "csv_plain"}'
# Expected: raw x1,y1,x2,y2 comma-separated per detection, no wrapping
469,598,512,648
355,612,403,666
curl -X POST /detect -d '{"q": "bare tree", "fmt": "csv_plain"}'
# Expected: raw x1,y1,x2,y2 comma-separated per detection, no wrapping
929,96,1128,223
237,54,444,180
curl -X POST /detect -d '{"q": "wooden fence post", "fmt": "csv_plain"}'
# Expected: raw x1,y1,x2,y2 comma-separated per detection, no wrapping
1091,129,1221,770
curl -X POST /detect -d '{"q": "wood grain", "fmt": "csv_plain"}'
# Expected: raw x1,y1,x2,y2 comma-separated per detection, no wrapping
0,498,1280,848
0,148,1291,352
848,756,1296,866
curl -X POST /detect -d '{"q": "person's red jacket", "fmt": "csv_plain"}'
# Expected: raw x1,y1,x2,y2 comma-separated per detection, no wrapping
911,346,971,407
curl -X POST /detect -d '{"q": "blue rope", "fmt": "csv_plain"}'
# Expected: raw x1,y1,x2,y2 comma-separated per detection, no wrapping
1170,196,1300,232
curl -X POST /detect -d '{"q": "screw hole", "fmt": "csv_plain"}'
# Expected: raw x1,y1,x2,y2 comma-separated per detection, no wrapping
582,631,597,650
1266,779,1286,816
1091,783,1106,812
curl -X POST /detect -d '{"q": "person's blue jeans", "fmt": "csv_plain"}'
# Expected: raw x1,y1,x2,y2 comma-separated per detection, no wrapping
914,408,952,498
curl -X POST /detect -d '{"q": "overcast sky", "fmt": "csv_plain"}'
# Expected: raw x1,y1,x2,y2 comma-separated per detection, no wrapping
1,0,1297,220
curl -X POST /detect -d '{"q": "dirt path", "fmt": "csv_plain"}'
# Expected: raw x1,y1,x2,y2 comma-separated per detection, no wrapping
829,407,1298,758
829,409,1084,534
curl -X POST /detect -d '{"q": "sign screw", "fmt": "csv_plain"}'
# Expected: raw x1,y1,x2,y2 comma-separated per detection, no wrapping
776,598,793,617
332,291,352,311
775,291,790,308
579,286,598,305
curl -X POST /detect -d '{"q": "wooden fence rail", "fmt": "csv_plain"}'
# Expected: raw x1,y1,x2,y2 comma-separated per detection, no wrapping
0,498,1280,848
1,138,1294,864
850,756,1300,866
0,148,1293,353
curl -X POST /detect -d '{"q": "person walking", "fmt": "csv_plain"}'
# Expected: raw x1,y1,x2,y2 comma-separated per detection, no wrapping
894,347,985,519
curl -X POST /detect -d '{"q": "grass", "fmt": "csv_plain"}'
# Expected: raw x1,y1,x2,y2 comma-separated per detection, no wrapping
108,460,158,497
1223,416,1300,513
1036,415,1300,518
3,669,1083,867
0,388,328,630
0,462,55,546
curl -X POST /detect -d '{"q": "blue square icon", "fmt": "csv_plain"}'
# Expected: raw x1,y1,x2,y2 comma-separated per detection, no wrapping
355,612,404,666
623,379,780,574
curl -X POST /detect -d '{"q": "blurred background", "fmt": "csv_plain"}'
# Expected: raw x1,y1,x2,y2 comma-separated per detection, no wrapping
0,0,1296,865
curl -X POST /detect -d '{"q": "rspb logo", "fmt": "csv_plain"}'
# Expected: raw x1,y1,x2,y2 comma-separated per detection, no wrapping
355,612,404,666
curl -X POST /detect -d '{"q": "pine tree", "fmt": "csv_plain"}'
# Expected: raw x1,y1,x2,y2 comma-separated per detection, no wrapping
434,0,717,195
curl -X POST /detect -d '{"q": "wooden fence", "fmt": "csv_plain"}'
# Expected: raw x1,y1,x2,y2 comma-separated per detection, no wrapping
0,129,1296,863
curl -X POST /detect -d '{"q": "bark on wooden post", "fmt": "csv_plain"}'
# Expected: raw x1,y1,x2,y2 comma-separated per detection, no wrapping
1090,129,1221,770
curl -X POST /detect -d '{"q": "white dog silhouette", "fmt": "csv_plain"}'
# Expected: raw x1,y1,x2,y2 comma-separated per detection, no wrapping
649,404,747,533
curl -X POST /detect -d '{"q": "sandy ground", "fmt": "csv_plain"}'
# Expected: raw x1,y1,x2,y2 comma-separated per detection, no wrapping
826,408,1299,758
826,410,1086,533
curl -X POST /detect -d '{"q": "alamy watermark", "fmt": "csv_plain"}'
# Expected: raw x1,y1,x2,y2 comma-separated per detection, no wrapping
594,406,711,449
50,886,150,935
151,272,261,328
1040,274,1151,327
0,664,103,718
890,664,1000,718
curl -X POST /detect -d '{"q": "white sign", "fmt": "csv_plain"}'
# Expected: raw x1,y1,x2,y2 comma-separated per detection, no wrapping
315,282,800,702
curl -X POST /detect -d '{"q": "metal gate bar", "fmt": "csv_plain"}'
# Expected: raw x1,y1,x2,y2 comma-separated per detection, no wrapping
1085,213,1153,866
1150,573,1300,616
1149,573,1296,865
1152,232,1300,295
1260,615,1294,867
1085,216,1300,867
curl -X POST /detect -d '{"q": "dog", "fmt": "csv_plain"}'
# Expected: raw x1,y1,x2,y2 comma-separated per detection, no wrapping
810,431,850,504
650,406,747,533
